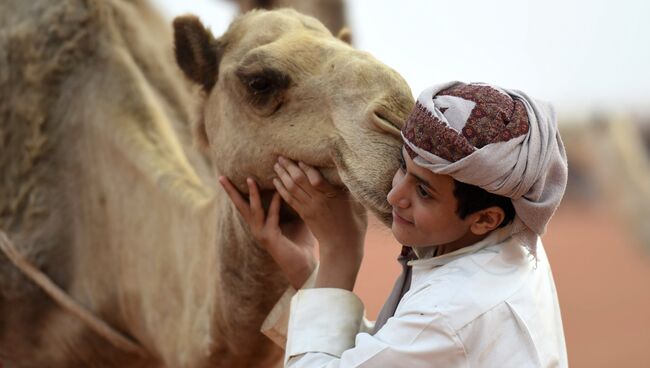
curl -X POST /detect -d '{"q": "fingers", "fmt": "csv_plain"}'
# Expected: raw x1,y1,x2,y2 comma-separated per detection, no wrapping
219,176,267,231
267,191,281,229
273,177,294,207
275,158,311,202
276,156,341,201
297,161,334,193
218,176,251,220
246,178,265,226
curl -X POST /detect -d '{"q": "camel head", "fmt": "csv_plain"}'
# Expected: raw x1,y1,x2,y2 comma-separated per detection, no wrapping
173,9,414,223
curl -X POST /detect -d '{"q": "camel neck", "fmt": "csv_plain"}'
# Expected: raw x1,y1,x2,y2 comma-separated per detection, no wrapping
207,195,285,364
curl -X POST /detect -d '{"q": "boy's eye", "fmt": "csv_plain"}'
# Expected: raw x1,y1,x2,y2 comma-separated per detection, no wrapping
417,184,431,198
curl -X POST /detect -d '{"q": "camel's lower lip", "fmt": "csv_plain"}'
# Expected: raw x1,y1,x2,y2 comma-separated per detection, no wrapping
318,167,343,187
305,163,394,224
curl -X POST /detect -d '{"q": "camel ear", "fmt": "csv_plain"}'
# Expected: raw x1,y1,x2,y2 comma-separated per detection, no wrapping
337,27,352,45
173,15,221,92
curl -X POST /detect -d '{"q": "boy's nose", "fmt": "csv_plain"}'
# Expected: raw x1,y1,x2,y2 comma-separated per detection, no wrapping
387,180,410,209
394,197,410,208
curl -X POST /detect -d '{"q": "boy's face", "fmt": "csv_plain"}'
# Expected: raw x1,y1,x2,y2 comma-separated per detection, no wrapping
387,148,479,249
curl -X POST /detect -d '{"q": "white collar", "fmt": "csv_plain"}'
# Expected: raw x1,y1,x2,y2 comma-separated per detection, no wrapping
408,223,515,268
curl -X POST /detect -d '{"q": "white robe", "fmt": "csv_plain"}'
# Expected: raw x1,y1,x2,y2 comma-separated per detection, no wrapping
261,224,568,367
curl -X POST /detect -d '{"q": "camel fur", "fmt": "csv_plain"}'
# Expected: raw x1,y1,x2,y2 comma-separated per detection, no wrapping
0,1,413,367
233,0,349,37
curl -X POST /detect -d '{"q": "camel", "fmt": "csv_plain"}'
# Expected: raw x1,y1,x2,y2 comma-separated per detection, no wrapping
0,0,413,366
560,116,650,250
232,0,349,37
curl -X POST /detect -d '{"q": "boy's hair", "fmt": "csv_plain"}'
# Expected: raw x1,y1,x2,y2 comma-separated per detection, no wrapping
453,180,515,228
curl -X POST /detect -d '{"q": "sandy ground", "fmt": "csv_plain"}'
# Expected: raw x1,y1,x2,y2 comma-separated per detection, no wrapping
354,202,650,368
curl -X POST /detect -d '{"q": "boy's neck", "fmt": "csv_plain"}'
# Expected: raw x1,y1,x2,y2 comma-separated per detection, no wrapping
414,231,489,259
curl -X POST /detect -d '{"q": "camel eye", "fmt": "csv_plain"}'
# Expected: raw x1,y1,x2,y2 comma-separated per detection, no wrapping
236,66,291,115
238,68,289,97
248,76,271,93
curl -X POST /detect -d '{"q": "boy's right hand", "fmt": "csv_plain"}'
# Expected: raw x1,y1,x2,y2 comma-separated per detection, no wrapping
218,176,316,290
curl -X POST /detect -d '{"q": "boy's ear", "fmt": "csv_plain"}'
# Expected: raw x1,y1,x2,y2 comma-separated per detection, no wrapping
469,207,505,235
173,15,222,92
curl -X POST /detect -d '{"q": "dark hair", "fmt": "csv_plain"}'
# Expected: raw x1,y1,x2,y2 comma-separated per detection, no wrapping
453,180,515,228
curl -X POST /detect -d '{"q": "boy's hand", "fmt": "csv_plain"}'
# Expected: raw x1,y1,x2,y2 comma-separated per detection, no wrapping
273,157,368,290
218,176,316,289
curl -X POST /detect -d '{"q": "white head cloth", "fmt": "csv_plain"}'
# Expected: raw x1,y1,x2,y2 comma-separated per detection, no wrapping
401,82,568,252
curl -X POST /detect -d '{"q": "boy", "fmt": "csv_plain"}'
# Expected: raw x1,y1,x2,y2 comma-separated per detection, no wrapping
219,81,568,367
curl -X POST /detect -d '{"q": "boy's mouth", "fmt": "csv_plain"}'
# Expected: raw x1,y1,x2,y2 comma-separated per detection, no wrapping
392,210,413,225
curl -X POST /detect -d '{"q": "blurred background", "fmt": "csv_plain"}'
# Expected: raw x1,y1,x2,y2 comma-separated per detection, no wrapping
153,1,650,366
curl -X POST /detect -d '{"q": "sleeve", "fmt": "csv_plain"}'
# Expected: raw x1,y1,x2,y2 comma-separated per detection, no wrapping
260,266,319,347
261,265,374,348
285,289,468,367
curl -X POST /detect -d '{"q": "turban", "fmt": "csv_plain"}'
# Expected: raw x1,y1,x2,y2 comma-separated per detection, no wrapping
401,82,568,252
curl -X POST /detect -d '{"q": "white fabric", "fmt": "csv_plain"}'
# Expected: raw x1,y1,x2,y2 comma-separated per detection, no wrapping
261,265,375,349
273,225,567,367
261,265,321,347
431,94,476,133
405,82,568,252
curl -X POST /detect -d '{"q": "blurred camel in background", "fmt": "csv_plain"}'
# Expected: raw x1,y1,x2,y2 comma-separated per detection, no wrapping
232,0,349,37
561,115,650,251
